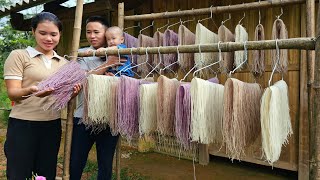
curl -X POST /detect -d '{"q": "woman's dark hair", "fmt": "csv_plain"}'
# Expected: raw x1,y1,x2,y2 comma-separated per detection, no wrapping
85,16,109,28
31,12,63,31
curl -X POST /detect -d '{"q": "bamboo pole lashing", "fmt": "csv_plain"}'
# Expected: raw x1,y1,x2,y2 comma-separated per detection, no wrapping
78,38,315,57
124,0,308,21
62,0,84,180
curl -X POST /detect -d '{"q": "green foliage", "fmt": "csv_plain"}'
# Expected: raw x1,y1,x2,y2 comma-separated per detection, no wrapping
83,159,98,173
0,22,35,125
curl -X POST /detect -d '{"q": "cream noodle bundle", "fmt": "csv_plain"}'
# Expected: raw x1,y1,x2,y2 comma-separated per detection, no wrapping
139,82,158,136
234,24,248,70
84,75,119,133
191,77,224,144
195,23,219,75
260,80,293,164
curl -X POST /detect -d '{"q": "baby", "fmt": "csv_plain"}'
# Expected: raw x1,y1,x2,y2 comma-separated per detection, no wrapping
104,26,134,77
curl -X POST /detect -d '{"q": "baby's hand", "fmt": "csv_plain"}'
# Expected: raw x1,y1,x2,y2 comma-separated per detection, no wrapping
105,72,115,76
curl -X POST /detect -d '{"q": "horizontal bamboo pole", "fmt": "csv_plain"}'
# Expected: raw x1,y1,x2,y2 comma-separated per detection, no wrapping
124,0,307,21
78,38,315,57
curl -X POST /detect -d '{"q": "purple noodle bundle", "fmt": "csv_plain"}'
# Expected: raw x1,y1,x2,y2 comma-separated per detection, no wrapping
124,32,138,65
175,83,191,149
117,75,140,140
37,60,86,110
163,29,178,71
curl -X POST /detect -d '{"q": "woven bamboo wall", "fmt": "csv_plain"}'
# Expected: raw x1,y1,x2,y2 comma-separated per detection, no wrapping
110,0,317,172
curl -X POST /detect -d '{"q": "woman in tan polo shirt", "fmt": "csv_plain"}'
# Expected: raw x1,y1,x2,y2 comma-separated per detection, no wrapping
3,12,78,180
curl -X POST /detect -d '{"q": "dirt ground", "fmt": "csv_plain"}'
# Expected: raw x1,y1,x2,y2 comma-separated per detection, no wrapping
0,129,297,180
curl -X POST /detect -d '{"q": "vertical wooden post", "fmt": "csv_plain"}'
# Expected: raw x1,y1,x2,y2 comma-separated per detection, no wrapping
62,0,84,179
116,3,124,180
300,1,315,180
310,1,320,179
198,144,209,165
118,2,125,29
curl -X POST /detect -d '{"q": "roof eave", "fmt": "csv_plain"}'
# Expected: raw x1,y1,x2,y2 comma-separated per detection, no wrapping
0,0,55,18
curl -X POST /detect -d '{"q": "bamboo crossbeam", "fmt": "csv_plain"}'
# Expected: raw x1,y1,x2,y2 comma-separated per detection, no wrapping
124,0,307,21
78,38,315,57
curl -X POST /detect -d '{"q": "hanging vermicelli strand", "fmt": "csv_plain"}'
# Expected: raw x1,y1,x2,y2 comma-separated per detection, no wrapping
109,80,120,136
153,31,164,69
139,82,158,136
157,75,180,136
191,77,224,144
218,25,235,73
117,76,140,141
195,23,219,75
252,24,265,77
222,78,262,160
124,32,138,65
261,80,292,164
137,34,154,77
271,19,288,73
163,29,179,71
178,25,195,70
175,83,191,149
84,75,119,133
234,24,248,70
37,60,87,111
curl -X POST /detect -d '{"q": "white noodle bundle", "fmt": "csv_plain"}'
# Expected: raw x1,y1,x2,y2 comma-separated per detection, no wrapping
234,24,248,69
261,80,292,164
191,77,224,144
139,83,158,136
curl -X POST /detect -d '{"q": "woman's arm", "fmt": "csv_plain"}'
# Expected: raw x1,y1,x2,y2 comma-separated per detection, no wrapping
5,80,53,101
6,80,81,101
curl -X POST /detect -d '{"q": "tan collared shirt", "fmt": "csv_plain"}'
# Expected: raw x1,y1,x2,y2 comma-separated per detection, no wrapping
4,47,68,121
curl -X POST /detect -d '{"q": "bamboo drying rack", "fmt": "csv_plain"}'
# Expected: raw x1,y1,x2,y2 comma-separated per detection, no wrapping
62,0,318,180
